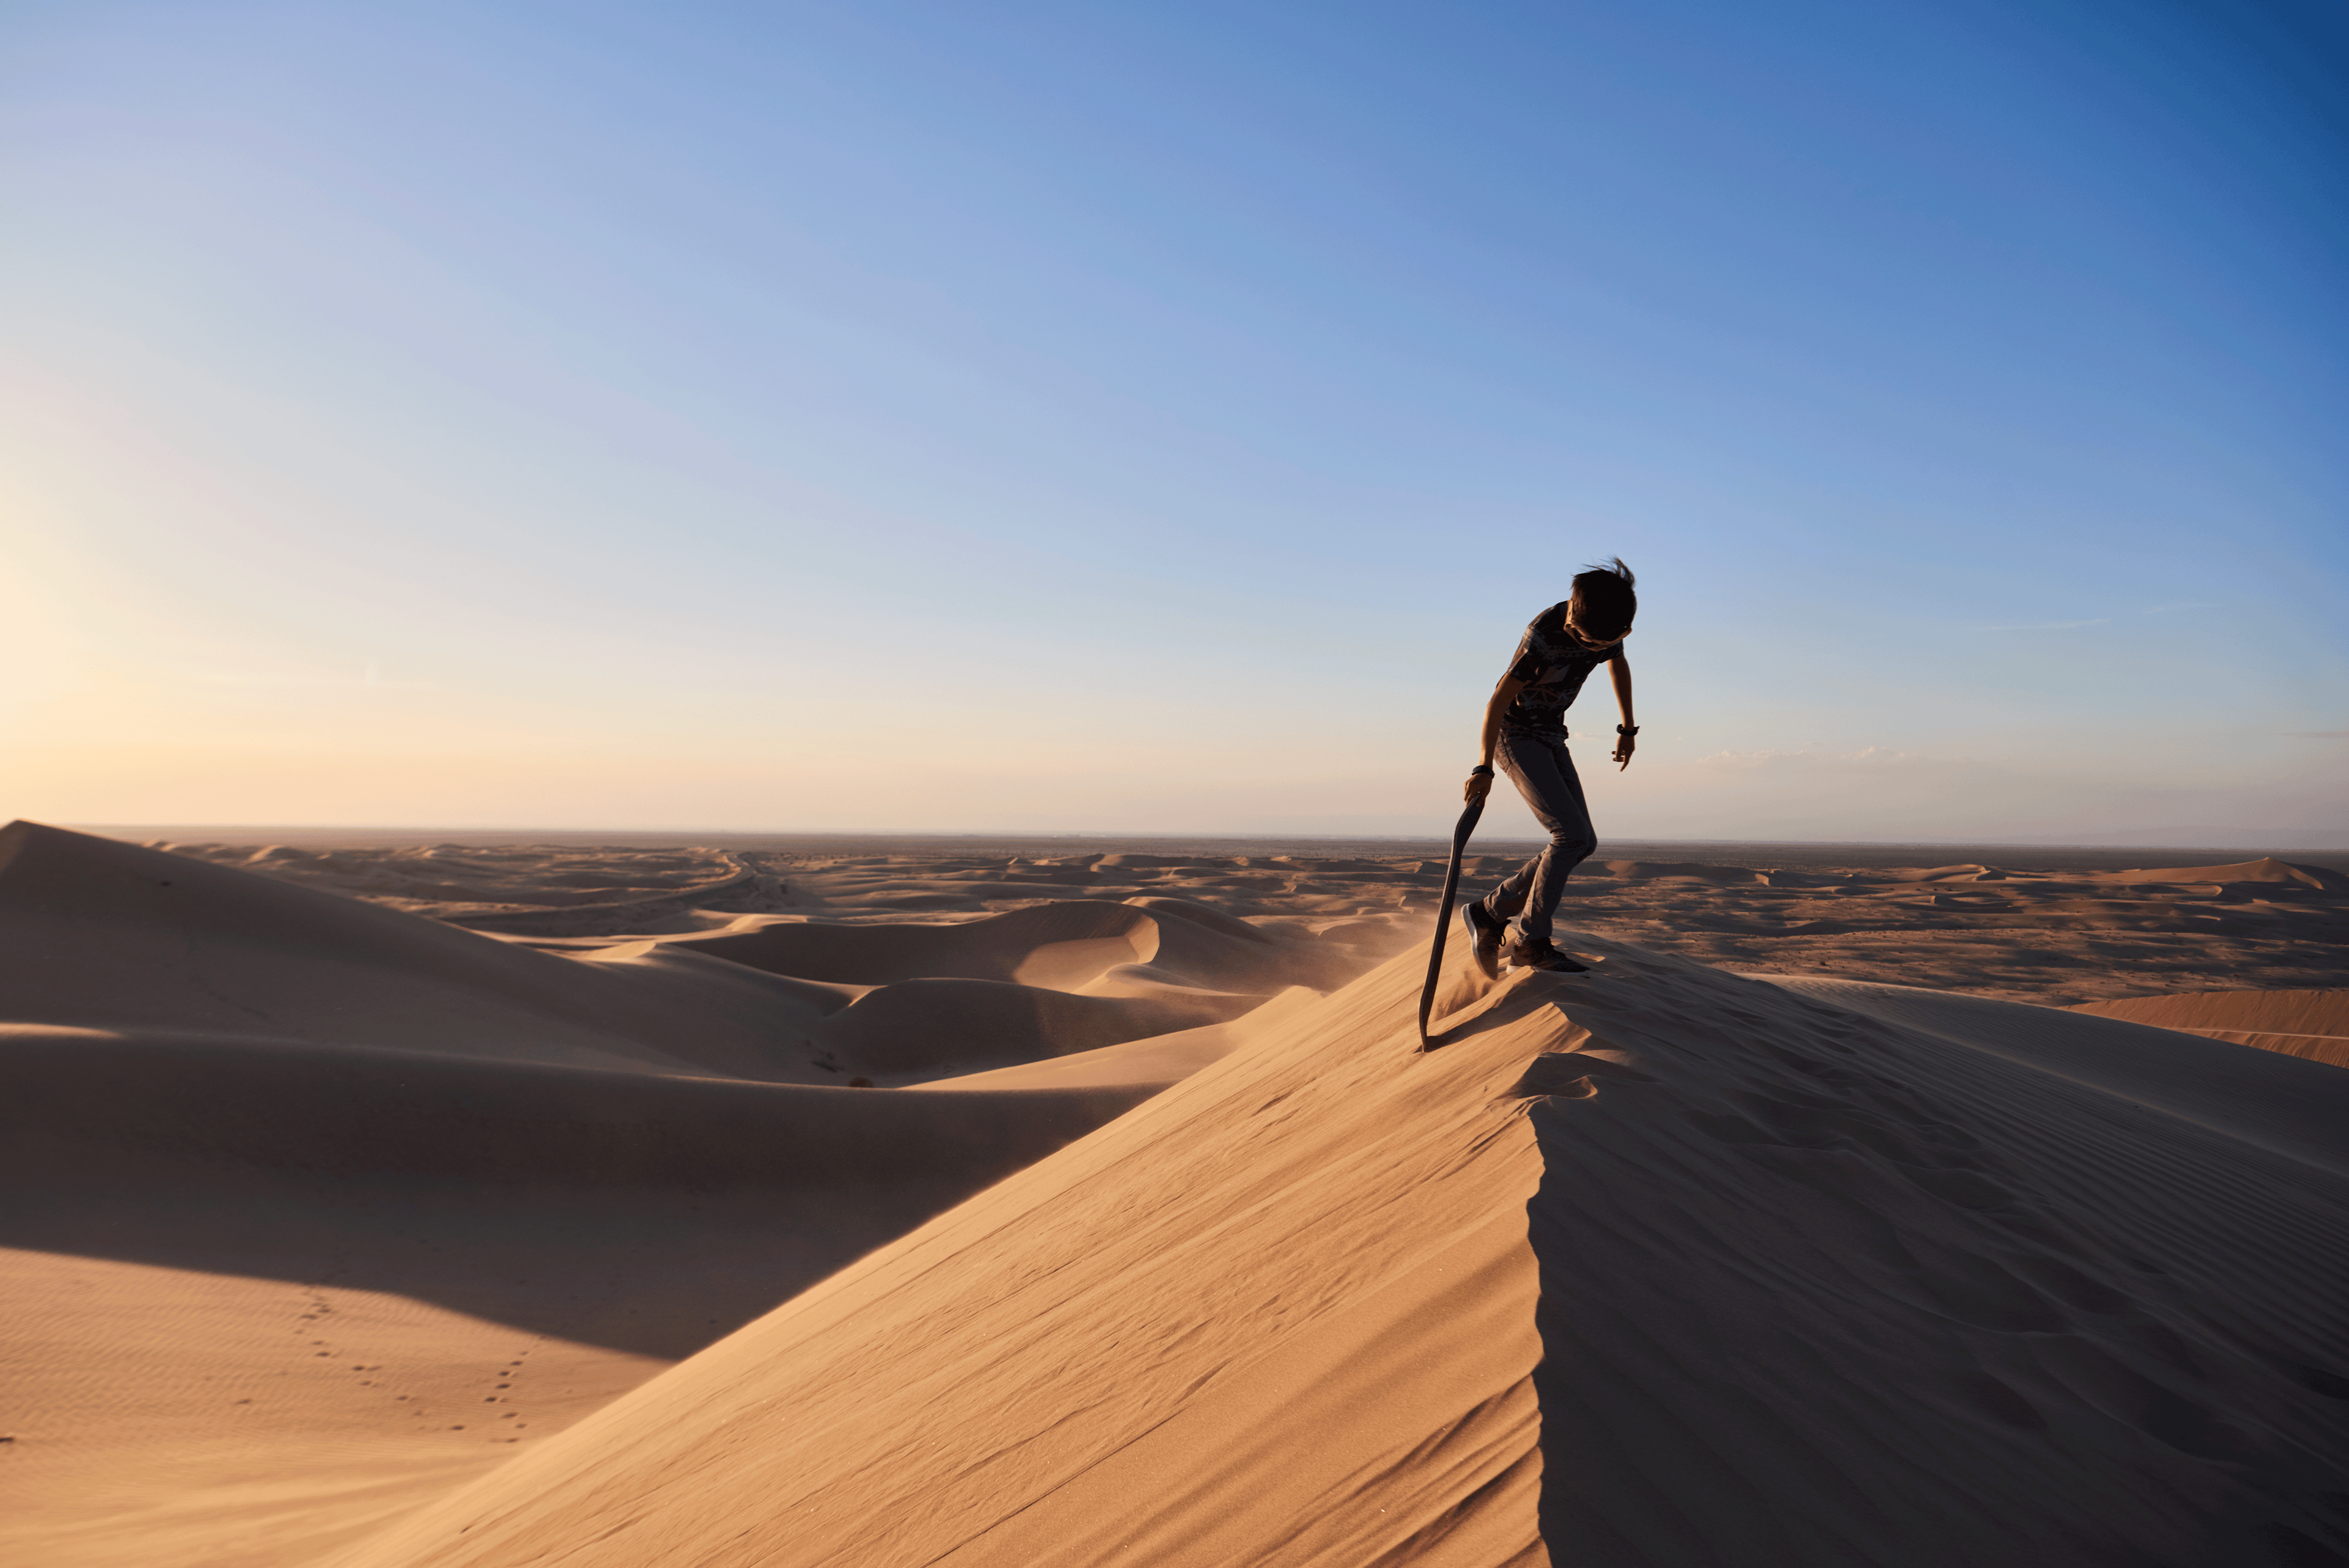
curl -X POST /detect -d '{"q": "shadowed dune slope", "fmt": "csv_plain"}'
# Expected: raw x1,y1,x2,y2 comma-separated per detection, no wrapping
2065,989,2349,1070
0,1019,1158,1394
1753,978,2349,1173
332,940,2349,1568
1,1030,1156,1192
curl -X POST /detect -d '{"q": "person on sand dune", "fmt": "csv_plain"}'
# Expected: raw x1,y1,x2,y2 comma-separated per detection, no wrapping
1458,558,1638,978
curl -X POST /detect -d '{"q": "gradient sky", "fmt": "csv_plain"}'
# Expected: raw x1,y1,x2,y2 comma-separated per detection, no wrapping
3,0,2343,841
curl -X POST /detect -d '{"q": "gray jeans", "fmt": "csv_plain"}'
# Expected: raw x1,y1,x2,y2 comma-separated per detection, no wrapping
1481,729,1596,946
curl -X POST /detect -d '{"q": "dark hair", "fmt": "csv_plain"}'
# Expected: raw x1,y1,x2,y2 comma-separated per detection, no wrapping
1569,557,1637,637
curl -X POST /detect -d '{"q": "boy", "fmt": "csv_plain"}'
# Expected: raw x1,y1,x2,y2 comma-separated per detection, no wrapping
1459,558,1638,976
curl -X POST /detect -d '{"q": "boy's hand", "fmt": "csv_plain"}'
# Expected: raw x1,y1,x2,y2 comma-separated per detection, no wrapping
1463,770,1494,803
1612,732,1636,771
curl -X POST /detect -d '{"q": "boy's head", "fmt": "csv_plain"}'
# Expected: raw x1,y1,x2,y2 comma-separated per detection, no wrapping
1568,557,1637,642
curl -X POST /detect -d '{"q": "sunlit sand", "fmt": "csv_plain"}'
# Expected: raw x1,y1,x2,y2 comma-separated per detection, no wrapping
5,822,2345,1566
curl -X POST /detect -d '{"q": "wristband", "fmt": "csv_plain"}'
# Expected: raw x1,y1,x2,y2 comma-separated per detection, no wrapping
1616,726,1639,735
1469,764,1494,776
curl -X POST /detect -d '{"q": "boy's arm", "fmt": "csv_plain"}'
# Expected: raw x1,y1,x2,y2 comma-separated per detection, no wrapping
1609,652,1636,770
1468,675,1527,801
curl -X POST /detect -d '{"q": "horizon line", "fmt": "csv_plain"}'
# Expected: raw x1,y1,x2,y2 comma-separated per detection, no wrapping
47,821,2349,853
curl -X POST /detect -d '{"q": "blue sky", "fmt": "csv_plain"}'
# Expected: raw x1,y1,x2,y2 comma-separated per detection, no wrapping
2,0,2343,839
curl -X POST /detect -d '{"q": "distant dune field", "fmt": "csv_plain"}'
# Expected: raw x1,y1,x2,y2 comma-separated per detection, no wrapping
130,828,2349,1004
4,823,2345,1567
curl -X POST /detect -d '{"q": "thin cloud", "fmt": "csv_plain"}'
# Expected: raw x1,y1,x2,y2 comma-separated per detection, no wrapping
1978,619,2109,631
2284,730,2349,739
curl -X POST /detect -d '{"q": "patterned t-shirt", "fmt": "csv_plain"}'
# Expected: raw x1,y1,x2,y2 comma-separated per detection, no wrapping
1499,603,1624,737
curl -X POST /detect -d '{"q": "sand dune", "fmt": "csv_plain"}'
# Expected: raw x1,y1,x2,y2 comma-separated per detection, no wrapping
2068,986,2349,1039
2102,857,2349,890
0,825,1354,1566
0,824,1361,1086
2067,989,2349,1069
327,935,2349,1568
0,822,816,1079
11,825,2349,1567
662,899,1163,984
136,841,793,935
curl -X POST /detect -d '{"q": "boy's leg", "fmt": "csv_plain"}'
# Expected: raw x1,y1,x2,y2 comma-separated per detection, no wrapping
1489,733,1596,946
1483,849,1541,924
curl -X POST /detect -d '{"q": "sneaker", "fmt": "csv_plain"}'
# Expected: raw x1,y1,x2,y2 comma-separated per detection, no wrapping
1458,898,1505,981
1505,937,1589,974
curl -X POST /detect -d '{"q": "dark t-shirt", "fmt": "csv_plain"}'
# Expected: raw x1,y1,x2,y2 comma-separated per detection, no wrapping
1500,602,1622,737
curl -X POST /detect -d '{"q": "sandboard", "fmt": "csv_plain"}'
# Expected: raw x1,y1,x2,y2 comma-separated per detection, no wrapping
1416,792,1486,1051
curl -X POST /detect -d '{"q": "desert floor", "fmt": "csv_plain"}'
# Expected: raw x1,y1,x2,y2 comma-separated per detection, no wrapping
5,823,2345,1567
